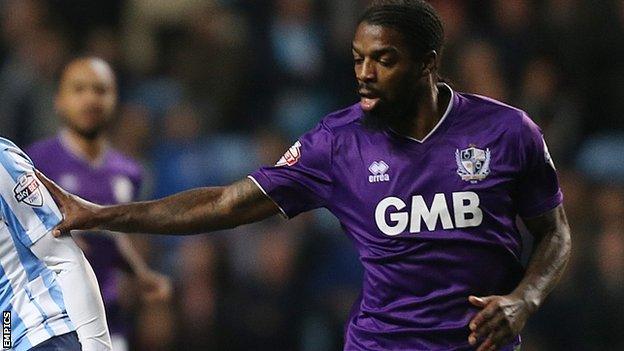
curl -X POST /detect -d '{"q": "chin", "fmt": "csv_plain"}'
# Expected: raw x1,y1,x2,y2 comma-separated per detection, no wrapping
74,127,103,140
362,107,392,130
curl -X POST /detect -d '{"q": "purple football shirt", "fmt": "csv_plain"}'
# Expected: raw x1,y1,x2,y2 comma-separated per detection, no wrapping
27,133,142,335
250,84,562,350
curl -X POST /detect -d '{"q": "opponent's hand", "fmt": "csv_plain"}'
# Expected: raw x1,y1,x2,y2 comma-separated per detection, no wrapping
467,294,531,351
137,270,172,303
35,169,102,236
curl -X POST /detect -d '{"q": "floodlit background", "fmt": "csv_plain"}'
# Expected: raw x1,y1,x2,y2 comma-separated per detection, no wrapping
1,0,623,350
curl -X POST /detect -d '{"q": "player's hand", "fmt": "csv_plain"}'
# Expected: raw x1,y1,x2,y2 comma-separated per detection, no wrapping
35,169,102,236
137,270,173,303
467,294,531,351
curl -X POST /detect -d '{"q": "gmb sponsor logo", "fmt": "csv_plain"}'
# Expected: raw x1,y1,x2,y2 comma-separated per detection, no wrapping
375,191,482,236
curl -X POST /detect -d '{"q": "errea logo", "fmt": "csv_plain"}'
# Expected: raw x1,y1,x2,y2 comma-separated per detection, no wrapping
368,161,390,183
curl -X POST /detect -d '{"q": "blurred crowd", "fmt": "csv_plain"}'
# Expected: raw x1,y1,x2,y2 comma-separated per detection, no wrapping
1,0,623,350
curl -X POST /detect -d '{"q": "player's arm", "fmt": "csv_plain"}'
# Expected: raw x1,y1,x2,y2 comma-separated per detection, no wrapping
114,234,172,302
468,204,572,351
36,171,280,235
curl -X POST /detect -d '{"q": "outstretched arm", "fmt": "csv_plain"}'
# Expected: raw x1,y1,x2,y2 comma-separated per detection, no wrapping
37,171,280,235
114,234,172,302
467,204,572,351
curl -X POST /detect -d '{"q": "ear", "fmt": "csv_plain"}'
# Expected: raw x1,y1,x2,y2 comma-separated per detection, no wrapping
420,50,438,77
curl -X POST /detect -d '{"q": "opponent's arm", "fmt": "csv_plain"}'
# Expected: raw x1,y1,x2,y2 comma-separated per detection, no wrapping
468,204,572,351
37,171,280,235
114,234,172,302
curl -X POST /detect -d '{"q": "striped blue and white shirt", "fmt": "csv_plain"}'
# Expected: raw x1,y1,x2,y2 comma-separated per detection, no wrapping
0,137,74,350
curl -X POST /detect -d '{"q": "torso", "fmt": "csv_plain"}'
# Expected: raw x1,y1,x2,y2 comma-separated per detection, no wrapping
324,88,528,350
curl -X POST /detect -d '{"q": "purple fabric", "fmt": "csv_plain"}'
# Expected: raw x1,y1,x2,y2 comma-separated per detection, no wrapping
27,135,142,335
251,86,561,350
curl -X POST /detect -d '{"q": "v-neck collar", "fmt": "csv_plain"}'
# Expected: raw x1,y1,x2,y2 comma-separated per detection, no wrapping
59,130,110,169
387,83,456,144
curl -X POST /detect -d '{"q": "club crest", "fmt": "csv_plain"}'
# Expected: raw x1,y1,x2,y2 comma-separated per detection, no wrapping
13,173,44,207
455,145,491,183
276,141,302,167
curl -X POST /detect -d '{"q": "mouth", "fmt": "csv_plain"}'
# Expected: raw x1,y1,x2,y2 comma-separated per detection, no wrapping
80,108,105,119
358,90,381,112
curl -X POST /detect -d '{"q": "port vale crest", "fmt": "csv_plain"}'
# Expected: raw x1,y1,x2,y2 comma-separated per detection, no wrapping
455,145,491,183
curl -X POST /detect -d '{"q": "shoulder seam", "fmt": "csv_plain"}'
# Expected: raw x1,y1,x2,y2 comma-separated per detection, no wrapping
317,120,335,205
462,93,527,115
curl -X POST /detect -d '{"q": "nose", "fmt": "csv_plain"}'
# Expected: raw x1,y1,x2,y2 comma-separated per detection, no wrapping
356,59,376,82
83,87,104,103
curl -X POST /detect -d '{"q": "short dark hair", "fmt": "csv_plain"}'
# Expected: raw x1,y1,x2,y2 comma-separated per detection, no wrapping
358,0,444,60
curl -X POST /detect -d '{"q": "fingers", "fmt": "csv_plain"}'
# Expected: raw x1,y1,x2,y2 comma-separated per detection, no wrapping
469,312,504,345
469,296,498,332
53,218,83,237
475,334,496,351
475,327,512,351
142,278,173,303
468,295,492,308
35,169,66,203
469,295,515,351
36,169,71,237
53,228,71,238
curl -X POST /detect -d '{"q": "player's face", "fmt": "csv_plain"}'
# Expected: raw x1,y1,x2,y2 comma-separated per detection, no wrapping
56,60,117,140
352,23,424,120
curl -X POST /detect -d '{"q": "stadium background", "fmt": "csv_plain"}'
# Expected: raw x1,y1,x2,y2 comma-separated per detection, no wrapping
1,0,623,350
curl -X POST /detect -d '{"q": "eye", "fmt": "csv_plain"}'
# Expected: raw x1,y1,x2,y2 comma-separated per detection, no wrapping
354,58,364,65
94,85,107,95
378,56,396,67
72,84,86,93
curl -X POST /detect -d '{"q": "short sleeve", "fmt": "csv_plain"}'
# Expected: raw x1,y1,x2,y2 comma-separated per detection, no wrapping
0,143,63,247
249,122,333,218
515,114,563,218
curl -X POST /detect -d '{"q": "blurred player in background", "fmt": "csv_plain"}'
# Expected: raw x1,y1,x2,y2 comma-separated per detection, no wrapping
0,138,112,350
27,57,171,351
38,1,572,350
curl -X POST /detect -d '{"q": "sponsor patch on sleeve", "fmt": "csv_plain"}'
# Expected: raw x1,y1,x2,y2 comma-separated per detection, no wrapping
13,173,44,207
275,141,302,167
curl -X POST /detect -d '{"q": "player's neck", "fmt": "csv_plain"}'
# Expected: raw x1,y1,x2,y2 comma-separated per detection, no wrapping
392,82,449,141
61,129,107,164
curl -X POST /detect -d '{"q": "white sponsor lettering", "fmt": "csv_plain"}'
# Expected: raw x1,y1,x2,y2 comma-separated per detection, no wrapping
375,191,483,236
410,193,454,233
374,197,408,236
453,191,483,228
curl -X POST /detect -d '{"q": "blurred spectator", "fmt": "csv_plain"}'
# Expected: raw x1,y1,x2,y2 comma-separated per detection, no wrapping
577,133,624,184
456,39,509,102
0,0,69,144
517,56,582,165
175,237,221,350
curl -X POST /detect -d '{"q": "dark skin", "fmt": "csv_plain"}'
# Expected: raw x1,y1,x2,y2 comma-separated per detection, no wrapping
37,23,571,351
352,23,449,140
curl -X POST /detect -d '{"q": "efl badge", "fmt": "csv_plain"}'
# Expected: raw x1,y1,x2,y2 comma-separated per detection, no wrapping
455,145,491,183
276,141,302,167
13,173,44,207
